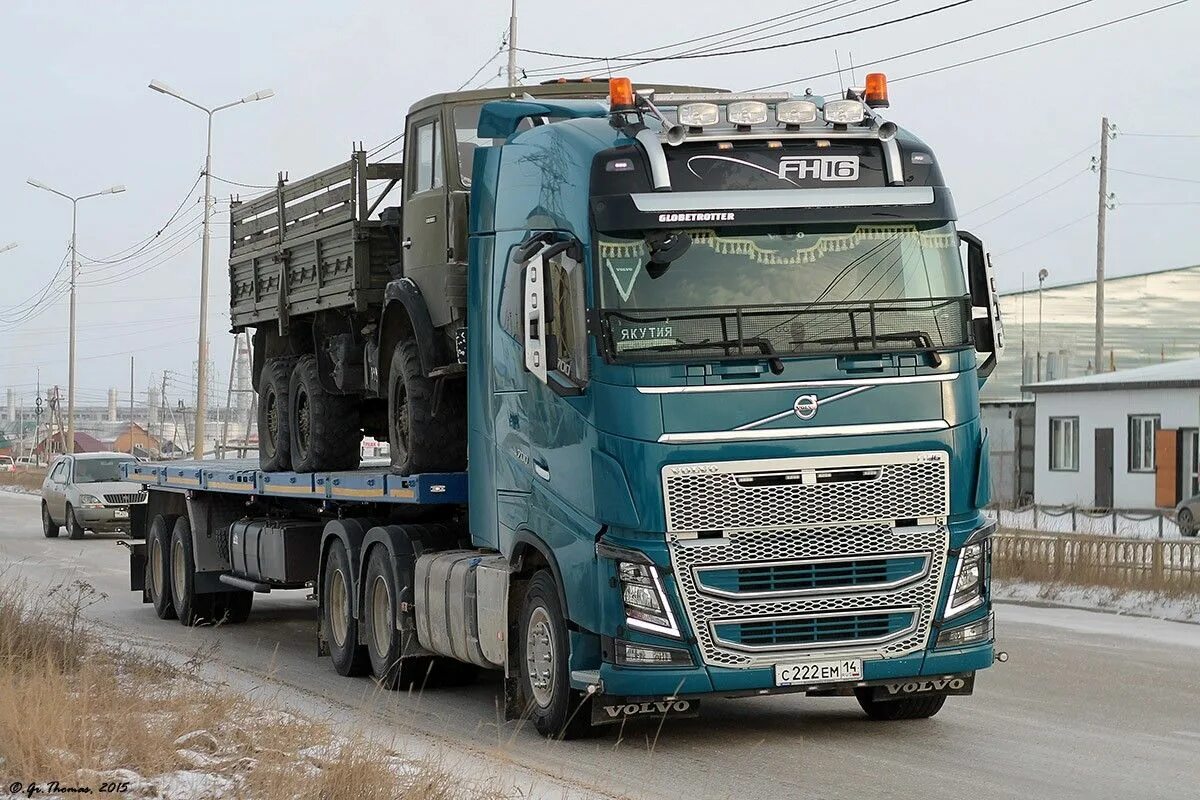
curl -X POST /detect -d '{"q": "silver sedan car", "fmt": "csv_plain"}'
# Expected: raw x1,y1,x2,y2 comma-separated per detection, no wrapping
1177,495,1199,537
41,452,147,539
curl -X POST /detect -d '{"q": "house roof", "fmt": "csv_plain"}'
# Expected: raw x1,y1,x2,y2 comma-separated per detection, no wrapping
1024,357,1200,394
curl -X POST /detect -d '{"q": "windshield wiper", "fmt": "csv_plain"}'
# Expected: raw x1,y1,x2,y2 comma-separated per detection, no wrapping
791,330,944,366
634,336,785,374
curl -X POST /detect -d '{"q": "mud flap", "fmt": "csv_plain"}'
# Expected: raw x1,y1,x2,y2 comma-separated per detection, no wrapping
863,672,975,701
126,541,147,600
590,696,700,726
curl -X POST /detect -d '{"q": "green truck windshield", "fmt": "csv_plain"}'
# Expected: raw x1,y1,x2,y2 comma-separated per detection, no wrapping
596,222,971,360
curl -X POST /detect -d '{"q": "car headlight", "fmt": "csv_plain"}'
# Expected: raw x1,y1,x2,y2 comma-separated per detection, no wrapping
945,541,988,618
78,494,104,508
617,561,680,638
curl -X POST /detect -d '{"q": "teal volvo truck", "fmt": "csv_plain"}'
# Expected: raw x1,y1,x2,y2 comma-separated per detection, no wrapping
125,74,1005,738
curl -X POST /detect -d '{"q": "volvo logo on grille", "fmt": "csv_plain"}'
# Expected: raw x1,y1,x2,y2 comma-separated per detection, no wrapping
666,464,720,477
793,394,819,420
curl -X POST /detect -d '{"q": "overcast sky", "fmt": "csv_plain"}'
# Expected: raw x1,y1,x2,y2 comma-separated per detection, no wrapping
2,0,1198,408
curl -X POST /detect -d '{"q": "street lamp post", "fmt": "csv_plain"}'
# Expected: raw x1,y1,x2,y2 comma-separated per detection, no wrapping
1037,268,1049,382
26,180,125,454
148,79,274,460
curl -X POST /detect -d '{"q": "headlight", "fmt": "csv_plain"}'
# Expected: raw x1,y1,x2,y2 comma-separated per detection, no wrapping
937,612,994,648
677,102,719,128
945,542,988,618
617,561,680,637
613,639,693,667
78,494,104,508
727,100,769,126
823,99,865,125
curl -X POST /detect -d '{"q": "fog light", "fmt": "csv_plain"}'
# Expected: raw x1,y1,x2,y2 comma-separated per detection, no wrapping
823,99,865,125
937,612,993,648
614,639,694,667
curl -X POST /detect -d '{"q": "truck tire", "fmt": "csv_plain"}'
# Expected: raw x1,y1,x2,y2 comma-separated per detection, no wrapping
41,502,60,538
855,691,947,720
258,356,298,472
288,355,363,473
518,570,595,739
170,516,215,626
66,503,85,540
360,545,450,689
322,538,370,677
147,514,179,620
387,339,466,475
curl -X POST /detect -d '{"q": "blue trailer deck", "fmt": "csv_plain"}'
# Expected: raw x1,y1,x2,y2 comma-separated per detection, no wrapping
122,460,468,505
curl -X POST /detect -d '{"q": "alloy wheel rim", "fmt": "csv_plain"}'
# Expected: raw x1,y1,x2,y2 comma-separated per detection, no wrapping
525,605,556,708
329,568,350,648
370,575,391,658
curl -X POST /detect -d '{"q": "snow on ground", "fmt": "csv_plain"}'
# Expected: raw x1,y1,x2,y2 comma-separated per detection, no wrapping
985,507,1186,539
0,484,40,497
994,579,1200,625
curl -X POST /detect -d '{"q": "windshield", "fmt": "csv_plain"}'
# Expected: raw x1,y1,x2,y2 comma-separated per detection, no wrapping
73,457,134,483
596,222,970,360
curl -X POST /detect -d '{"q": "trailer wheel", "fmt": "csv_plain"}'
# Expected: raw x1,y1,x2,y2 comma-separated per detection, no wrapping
322,538,369,676
258,356,298,471
147,514,178,620
518,570,595,740
387,338,466,475
288,355,362,473
41,502,60,538
170,516,216,626
855,690,947,720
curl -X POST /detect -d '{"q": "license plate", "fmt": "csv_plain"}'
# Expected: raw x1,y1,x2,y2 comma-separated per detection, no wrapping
113,508,129,519
774,658,863,686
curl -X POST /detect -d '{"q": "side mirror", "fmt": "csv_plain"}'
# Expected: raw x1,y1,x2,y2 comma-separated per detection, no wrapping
959,230,1004,378
522,241,587,397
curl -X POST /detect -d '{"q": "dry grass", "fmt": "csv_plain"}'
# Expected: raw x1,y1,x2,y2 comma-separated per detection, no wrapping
0,576,522,799
993,531,1200,595
0,468,46,492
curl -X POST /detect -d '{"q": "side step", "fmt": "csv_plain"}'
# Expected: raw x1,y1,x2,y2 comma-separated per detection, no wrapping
219,574,273,593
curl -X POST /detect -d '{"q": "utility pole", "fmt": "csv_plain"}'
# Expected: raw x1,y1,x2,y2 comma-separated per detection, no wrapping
1037,268,1048,382
1094,117,1112,374
129,356,135,456
507,0,518,87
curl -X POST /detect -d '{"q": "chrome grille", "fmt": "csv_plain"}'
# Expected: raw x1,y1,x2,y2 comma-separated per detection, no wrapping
662,452,947,532
663,452,950,668
104,492,146,505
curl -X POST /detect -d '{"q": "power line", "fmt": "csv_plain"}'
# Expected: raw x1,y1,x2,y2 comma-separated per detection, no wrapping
995,212,1093,256
1120,132,1200,139
959,140,1098,217
207,172,275,190
1109,168,1200,185
77,169,205,265
972,169,1091,228
518,0,977,62
524,0,881,78
458,37,508,91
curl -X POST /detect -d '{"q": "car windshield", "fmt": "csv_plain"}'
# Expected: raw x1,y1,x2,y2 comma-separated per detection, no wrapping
595,222,971,361
0,457,12,465
73,457,134,483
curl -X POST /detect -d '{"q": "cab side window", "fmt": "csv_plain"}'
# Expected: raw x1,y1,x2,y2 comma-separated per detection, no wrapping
50,460,66,481
413,119,444,194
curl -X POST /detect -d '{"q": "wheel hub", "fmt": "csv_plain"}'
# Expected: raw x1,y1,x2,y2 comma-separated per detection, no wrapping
370,575,392,659
171,538,186,604
149,536,163,600
525,606,556,708
329,568,350,648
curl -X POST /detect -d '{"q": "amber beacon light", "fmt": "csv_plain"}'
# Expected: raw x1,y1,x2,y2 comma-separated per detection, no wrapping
865,72,890,108
609,77,635,111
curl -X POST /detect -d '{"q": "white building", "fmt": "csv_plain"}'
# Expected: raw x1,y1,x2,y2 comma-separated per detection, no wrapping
1027,358,1200,509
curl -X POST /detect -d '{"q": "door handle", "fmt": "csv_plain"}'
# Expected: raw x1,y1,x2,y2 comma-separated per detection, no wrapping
402,237,413,250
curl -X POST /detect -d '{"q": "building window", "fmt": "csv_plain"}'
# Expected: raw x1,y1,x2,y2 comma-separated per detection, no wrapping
1128,414,1160,473
1049,417,1079,471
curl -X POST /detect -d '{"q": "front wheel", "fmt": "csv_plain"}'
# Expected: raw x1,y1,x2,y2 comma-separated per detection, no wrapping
41,502,60,538
387,338,466,475
1178,508,1196,537
66,504,85,540
517,570,594,740
855,690,947,720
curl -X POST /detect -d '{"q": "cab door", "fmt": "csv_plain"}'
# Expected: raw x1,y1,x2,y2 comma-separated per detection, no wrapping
401,112,453,328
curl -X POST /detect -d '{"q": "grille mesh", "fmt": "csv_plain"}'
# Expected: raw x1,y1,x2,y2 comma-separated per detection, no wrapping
713,610,916,649
670,524,948,667
664,456,946,532
104,492,147,505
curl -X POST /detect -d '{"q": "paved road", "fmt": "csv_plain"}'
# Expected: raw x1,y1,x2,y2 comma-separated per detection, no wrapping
3,488,1198,800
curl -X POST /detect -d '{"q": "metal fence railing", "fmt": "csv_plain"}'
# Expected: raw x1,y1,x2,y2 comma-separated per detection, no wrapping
993,531,1200,592
985,505,1188,539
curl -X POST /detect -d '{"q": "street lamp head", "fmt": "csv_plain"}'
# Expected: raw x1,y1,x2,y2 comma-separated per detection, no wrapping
0,242,17,255
242,88,275,103
26,178,50,191
148,79,176,96
1038,268,1049,282
106,185,127,195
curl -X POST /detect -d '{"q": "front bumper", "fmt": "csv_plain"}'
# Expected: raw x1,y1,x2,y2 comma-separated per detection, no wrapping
75,506,135,530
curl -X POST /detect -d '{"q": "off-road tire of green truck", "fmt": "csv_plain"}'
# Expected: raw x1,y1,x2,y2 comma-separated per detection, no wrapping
518,570,596,740
855,691,947,720
288,355,363,473
147,514,179,620
258,356,298,472
388,338,467,475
